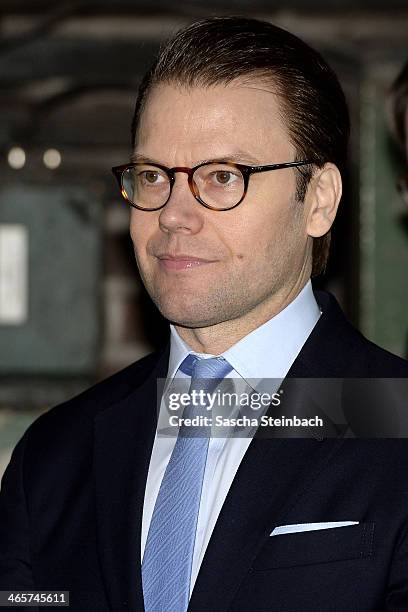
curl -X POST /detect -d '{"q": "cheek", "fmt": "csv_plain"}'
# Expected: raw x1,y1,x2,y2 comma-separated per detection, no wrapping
231,203,301,267
229,207,283,255
129,212,152,255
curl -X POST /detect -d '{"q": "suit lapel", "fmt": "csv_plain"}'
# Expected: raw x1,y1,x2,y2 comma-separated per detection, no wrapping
93,346,169,612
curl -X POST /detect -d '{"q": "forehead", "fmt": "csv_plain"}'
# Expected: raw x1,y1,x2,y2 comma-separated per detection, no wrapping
136,81,293,163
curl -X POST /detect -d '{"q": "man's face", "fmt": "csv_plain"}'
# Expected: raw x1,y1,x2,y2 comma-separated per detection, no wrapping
130,81,311,329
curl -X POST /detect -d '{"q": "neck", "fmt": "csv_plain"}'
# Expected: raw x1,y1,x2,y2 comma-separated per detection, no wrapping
174,276,311,355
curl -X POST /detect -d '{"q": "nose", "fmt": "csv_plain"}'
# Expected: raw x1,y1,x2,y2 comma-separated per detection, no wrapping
158,171,204,235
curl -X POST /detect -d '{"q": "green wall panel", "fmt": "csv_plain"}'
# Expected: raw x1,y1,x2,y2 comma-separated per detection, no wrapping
360,78,408,358
0,184,102,373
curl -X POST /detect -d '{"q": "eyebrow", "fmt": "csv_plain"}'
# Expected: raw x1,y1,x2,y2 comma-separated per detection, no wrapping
130,150,263,166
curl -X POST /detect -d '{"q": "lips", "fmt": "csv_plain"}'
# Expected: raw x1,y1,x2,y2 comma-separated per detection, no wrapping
156,253,217,271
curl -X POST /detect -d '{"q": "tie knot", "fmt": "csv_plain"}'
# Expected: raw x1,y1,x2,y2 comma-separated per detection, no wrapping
179,354,233,380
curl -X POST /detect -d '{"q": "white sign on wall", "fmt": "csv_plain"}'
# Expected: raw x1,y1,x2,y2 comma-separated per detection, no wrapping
0,224,28,325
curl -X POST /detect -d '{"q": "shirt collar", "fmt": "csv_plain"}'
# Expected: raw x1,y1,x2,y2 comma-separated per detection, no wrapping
167,320,212,381
167,279,321,383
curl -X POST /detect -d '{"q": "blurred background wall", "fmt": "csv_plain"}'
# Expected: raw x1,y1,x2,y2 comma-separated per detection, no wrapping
0,0,407,476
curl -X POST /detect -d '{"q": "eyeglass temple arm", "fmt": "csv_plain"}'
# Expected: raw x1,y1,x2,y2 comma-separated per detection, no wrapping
248,160,315,174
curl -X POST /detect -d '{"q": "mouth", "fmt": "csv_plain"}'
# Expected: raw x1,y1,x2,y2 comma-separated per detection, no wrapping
156,253,218,271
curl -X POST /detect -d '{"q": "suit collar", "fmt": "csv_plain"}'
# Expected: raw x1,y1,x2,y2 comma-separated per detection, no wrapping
294,290,367,377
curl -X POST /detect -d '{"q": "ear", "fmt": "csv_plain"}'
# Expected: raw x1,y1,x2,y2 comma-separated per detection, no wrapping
305,163,342,238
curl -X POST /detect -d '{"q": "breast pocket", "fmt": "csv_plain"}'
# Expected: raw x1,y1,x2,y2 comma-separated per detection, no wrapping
252,522,375,570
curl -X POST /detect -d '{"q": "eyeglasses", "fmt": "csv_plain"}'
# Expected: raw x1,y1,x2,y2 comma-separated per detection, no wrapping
397,172,408,208
111,159,314,211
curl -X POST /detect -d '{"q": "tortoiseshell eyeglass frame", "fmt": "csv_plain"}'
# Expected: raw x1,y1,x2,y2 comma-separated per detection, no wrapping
111,159,315,212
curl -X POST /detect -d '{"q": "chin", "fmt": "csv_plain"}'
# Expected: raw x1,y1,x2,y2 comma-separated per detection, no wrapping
160,301,246,330
154,297,219,329
161,309,212,329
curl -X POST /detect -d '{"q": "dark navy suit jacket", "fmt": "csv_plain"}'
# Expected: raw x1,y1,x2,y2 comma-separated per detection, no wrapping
1,291,408,611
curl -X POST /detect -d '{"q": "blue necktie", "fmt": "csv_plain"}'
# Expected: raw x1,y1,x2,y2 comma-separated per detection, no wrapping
142,354,233,612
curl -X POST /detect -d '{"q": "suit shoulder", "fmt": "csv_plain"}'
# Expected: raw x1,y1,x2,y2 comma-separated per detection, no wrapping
313,290,408,376
360,335,408,376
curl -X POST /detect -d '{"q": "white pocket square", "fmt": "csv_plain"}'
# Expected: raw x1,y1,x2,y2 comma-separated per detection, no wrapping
270,521,359,536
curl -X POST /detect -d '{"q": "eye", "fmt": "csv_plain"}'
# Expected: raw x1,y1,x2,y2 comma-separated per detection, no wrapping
145,171,159,183
143,171,164,184
214,170,234,184
136,169,168,187
208,169,241,187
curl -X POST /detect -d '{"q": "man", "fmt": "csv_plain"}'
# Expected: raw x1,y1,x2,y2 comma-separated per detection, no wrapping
1,16,408,612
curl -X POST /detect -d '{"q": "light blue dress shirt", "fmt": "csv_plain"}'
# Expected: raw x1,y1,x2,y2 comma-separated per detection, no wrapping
141,280,321,595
